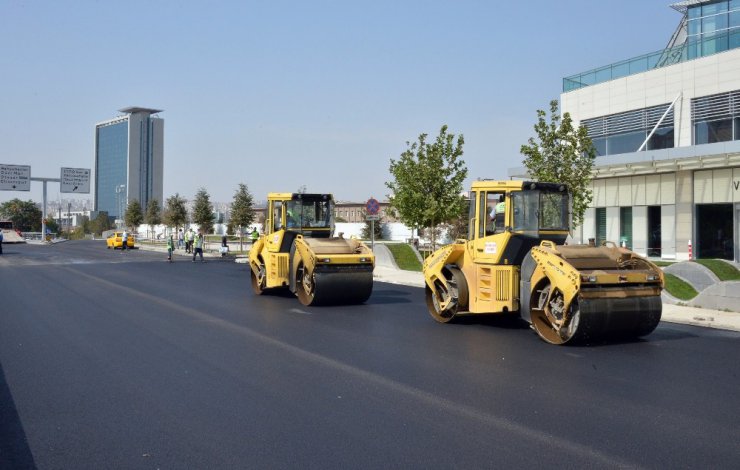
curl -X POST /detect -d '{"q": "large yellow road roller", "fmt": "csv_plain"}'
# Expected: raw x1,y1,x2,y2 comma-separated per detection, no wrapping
249,193,375,306
423,180,664,344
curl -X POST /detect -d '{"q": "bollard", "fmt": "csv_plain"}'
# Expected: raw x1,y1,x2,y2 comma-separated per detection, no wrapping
688,239,693,260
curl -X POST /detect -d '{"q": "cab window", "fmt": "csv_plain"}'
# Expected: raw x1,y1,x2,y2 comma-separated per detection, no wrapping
272,201,283,232
480,192,505,236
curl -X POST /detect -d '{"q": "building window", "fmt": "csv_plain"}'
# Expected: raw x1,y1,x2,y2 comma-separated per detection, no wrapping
583,104,674,156
696,204,734,260
647,206,661,257
692,90,740,144
686,0,740,60
620,207,633,249
595,208,607,246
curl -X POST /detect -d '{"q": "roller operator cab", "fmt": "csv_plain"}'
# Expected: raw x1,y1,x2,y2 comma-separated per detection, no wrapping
423,181,664,345
249,193,375,306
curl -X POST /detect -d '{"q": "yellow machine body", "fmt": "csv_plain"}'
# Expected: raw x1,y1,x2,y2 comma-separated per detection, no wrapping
423,180,664,344
249,192,375,306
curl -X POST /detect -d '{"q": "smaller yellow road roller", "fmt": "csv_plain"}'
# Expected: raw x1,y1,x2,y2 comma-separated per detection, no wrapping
249,193,375,306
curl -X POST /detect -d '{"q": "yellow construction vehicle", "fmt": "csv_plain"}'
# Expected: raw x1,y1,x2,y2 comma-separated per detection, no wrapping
423,180,664,344
249,192,375,305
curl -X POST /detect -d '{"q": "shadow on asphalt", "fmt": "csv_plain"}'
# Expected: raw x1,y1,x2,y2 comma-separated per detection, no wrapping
367,288,413,305
453,314,531,330
0,361,37,470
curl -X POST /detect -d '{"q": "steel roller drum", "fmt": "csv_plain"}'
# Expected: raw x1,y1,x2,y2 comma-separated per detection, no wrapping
532,295,662,345
300,265,374,306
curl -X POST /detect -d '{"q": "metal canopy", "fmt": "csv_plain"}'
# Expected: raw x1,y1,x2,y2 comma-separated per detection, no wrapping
118,107,163,115
670,0,713,13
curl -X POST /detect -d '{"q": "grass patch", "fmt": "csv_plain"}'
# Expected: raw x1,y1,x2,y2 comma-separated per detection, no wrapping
385,243,422,271
664,273,698,301
693,259,740,281
652,261,675,267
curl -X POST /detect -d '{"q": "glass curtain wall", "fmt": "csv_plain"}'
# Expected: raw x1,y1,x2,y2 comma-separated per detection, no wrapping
595,208,607,246
583,104,675,157
95,120,128,219
692,89,740,144
620,207,633,249
687,0,740,59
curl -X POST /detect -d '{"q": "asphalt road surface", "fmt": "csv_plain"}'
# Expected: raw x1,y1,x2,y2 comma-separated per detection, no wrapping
1,241,739,469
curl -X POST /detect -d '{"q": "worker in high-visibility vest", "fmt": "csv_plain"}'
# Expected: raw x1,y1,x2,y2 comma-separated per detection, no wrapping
192,230,205,263
250,227,259,244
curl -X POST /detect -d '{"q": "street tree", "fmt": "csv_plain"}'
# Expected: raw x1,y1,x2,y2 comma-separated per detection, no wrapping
361,210,384,240
192,187,215,234
44,216,59,234
386,125,468,250
0,199,42,231
230,183,255,251
124,199,144,231
90,211,111,235
520,99,596,229
144,199,162,239
163,193,188,232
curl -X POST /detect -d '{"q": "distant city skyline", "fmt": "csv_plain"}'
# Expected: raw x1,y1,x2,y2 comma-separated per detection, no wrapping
1,1,679,206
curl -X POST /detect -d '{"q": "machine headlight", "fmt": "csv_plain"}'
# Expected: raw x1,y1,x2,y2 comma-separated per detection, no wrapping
360,257,370,262
580,275,597,283
319,258,331,263
647,274,659,281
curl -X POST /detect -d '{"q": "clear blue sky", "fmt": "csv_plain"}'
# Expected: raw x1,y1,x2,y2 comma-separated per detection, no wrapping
0,0,680,205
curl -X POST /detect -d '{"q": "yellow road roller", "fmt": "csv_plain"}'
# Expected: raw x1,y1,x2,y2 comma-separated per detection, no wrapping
249,192,375,306
423,180,664,344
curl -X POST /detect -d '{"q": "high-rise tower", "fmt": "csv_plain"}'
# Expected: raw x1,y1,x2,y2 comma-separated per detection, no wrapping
94,107,164,221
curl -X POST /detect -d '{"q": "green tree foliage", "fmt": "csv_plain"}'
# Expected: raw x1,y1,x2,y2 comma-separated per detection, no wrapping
124,199,144,230
520,99,596,229
143,199,161,239
69,226,86,240
230,183,255,234
386,125,468,249
90,211,112,235
192,187,215,234
44,216,59,234
79,215,90,234
162,194,188,231
145,199,161,227
0,198,42,231
230,183,255,250
442,198,470,241
361,212,384,240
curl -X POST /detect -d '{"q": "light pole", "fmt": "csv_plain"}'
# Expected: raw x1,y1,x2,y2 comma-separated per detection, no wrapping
116,184,126,229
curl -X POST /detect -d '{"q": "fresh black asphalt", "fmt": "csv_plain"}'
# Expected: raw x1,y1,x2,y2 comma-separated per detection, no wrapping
1,240,739,469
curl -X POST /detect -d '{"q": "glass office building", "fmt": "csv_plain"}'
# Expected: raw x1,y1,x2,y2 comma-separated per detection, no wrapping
511,1,740,262
94,107,164,221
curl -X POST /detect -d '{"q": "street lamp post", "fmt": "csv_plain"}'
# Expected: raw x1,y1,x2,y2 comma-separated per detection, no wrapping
116,184,126,229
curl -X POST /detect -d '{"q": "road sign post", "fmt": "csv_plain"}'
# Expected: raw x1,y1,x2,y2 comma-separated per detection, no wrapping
0,164,31,191
2,164,92,241
60,167,91,194
366,198,380,251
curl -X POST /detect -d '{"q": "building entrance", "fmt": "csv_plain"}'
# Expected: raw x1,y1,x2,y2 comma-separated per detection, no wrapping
696,204,734,260
647,206,661,257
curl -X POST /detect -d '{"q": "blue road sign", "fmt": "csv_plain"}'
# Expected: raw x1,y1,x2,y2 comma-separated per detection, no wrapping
366,198,380,215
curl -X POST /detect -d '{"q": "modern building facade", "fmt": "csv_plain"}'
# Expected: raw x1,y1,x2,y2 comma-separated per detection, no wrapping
94,107,164,221
515,0,740,262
